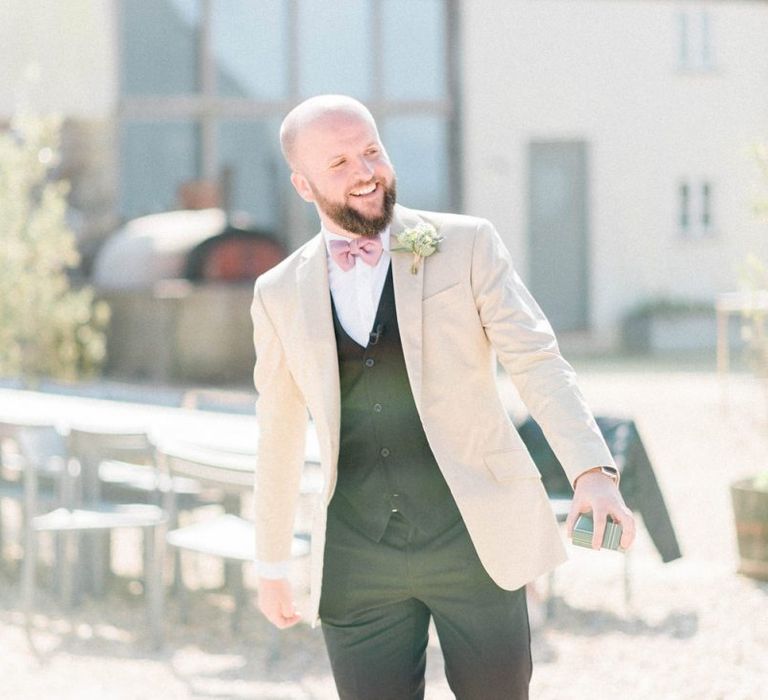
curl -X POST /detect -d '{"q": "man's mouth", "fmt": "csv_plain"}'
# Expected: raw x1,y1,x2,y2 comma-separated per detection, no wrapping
349,182,378,198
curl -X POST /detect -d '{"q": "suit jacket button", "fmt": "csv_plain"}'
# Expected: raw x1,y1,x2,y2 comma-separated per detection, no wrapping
365,358,375,368
380,447,390,458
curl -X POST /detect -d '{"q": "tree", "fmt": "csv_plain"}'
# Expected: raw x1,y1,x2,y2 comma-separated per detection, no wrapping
0,114,109,381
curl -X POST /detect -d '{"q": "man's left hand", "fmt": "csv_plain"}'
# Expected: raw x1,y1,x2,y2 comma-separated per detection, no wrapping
565,469,636,550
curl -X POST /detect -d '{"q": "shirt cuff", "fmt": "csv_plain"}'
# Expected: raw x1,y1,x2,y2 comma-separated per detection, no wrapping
254,559,292,579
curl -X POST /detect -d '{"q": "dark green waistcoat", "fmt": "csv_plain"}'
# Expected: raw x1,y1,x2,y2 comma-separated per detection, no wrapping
328,265,461,542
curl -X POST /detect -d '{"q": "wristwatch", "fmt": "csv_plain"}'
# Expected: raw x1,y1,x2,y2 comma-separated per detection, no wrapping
577,465,620,485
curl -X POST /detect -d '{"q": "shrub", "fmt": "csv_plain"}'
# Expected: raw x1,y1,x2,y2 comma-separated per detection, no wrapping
0,114,109,381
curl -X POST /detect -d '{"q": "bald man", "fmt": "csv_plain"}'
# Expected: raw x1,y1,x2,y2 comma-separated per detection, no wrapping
251,95,635,699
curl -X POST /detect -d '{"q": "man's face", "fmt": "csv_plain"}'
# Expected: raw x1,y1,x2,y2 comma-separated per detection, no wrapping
290,112,397,238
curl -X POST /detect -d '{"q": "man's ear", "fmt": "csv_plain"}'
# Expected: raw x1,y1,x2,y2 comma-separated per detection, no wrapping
290,172,315,203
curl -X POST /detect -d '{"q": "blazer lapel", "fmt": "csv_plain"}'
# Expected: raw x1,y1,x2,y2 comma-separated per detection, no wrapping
390,206,424,408
296,234,340,461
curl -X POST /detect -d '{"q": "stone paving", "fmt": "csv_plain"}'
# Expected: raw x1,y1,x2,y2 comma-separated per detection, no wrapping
0,360,766,699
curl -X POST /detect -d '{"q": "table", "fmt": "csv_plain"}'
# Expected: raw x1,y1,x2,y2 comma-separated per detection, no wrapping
715,290,768,406
0,387,322,603
0,387,321,462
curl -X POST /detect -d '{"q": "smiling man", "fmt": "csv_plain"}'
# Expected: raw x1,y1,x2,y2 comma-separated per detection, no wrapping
251,94,635,699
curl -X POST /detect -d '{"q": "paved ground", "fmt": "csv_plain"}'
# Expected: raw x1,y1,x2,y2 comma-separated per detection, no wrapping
1,359,767,699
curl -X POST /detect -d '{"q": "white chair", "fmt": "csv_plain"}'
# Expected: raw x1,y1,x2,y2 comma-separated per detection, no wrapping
21,426,167,648
157,441,311,632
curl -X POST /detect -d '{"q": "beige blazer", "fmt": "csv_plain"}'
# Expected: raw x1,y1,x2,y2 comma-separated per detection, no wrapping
250,204,615,624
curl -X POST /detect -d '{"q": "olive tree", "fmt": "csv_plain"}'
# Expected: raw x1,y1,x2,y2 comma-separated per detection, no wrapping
0,115,108,381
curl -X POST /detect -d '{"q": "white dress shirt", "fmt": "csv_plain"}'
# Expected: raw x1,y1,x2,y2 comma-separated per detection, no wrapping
255,225,390,580
323,225,391,346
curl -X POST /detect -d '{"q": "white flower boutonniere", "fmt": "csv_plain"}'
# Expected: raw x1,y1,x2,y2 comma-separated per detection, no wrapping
392,222,443,275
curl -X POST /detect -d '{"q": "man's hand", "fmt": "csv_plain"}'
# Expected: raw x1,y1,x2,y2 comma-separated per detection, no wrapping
257,577,302,629
565,470,636,550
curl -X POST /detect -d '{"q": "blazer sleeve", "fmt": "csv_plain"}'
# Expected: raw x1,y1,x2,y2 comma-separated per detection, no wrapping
469,218,616,485
251,281,308,568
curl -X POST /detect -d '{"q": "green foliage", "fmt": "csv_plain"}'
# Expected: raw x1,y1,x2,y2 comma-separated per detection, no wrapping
740,142,768,381
0,114,109,381
622,297,713,321
753,142,768,221
739,254,768,379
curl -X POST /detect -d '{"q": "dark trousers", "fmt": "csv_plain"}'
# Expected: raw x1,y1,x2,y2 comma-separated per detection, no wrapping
319,508,532,700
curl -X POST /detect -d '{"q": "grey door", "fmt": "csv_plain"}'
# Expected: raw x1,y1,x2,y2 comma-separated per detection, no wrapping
528,141,590,332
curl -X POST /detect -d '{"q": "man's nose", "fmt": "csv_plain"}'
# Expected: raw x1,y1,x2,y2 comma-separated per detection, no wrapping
353,156,375,180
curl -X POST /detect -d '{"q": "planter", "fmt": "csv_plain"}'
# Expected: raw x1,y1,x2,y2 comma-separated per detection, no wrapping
731,478,768,580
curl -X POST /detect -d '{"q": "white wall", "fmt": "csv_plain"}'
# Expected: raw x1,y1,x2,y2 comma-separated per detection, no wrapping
461,0,768,339
0,0,117,117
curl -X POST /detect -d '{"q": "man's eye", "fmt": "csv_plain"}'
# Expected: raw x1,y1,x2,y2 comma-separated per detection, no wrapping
330,159,346,168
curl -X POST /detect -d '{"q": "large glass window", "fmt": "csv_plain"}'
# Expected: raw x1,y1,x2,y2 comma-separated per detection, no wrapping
212,1,289,100
381,0,447,100
297,0,373,100
381,115,450,212
218,119,285,232
121,0,201,96
119,0,457,239
120,121,200,218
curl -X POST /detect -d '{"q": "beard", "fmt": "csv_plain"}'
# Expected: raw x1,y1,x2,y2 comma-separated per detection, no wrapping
311,178,397,238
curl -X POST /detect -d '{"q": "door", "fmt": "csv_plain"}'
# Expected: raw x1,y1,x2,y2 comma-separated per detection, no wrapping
528,141,590,332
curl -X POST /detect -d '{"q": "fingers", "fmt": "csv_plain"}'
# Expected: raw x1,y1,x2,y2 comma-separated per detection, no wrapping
259,600,301,629
565,502,588,537
278,598,302,628
611,506,637,550
257,578,302,629
591,508,607,550
584,506,637,551
259,599,301,628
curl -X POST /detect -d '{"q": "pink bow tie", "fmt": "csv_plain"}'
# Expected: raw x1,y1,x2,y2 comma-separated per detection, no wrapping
329,235,383,271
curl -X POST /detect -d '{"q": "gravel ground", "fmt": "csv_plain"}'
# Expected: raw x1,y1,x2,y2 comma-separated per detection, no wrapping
1,362,766,699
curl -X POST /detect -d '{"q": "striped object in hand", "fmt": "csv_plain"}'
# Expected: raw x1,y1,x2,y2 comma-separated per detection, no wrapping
572,513,623,551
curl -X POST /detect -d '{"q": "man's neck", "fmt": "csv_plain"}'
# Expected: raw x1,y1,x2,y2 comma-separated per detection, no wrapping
319,215,361,240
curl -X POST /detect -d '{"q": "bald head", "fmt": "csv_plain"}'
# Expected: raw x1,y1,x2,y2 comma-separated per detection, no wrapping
280,95,380,170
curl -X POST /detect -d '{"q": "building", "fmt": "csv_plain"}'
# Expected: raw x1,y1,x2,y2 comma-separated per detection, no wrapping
2,0,767,365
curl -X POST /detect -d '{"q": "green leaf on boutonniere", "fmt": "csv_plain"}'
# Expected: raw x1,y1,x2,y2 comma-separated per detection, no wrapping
393,222,443,275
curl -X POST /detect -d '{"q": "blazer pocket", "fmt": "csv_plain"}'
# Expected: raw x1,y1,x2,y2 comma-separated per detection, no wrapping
483,449,541,483
422,282,466,313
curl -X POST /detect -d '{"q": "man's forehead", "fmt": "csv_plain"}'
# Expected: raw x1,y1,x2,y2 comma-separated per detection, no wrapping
297,113,379,156
304,110,375,136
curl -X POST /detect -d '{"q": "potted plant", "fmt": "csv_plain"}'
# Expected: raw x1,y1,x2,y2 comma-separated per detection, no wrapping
731,146,768,581
731,472,768,581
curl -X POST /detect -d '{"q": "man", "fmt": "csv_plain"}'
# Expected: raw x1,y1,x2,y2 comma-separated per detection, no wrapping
251,94,635,699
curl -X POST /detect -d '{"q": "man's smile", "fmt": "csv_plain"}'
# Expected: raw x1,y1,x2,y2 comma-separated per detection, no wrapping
348,181,380,198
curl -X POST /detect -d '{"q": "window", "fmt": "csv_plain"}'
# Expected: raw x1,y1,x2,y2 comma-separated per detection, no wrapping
118,0,458,239
677,8,715,72
678,182,690,230
678,180,714,238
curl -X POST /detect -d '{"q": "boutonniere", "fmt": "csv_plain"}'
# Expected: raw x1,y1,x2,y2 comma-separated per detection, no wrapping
392,222,443,275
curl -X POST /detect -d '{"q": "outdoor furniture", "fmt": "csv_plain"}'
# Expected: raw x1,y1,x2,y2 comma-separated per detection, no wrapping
67,426,204,595
716,290,768,407
518,415,682,563
518,416,681,616
21,425,167,648
0,421,68,578
67,427,163,597
157,441,312,632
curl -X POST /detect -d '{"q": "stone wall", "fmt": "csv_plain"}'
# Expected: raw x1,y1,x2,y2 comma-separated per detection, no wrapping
99,281,255,386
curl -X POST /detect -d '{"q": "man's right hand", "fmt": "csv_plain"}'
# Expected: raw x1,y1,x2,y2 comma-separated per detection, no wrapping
257,577,302,628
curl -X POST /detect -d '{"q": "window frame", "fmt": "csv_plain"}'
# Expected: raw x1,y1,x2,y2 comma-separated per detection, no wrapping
116,0,461,233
